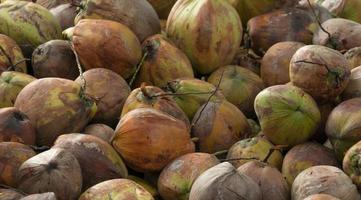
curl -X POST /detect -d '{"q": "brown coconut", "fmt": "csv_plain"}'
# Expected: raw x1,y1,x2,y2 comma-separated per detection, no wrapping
75,68,131,127
17,148,82,200
0,107,36,144
282,142,339,186
113,108,195,172
53,133,128,190
0,188,25,200
345,47,361,70
342,66,361,100
0,34,27,73
261,41,305,86
290,45,350,103
32,40,78,80
0,142,36,187
83,123,114,143
237,161,290,200
50,4,77,31
133,34,194,88
191,100,252,153
72,19,142,79
20,193,57,200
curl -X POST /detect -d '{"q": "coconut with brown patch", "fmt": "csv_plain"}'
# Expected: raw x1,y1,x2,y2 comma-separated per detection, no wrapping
83,123,114,143
133,34,194,88
50,4,77,31
32,40,78,80
53,133,128,190
14,78,97,146
75,68,130,127
73,19,142,79
158,153,219,200
17,148,82,200
113,108,195,172
0,34,26,73
75,0,160,42
0,72,36,109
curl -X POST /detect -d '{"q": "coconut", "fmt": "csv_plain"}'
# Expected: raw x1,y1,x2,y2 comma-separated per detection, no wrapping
0,1,62,57
345,47,361,70
83,123,114,143
261,41,305,86
166,0,242,75
340,0,361,23
50,4,77,31
79,179,154,200
0,34,26,73
326,98,361,160
53,133,128,190
36,0,71,9
158,153,220,200
313,18,361,51
226,136,283,169
17,148,82,200
189,162,262,200
75,68,130,127
20,193,57,200
282,142,339,186
14,78,97,146
292,165,360,200
0,188,25,200
0,72,36,108
192,100,252,153
313,103,335,143
231,48,261,75
73,19,142,79
343,140,361,189
254,85,321,146
303,194,341,200
207,65,264,117
133,34,194,88
299,0,346,15
342,66,361,100
113,108,195,172
290,45,350,103
237,161,290,200
165,78,224,120
121,85,190,130
127,176,158,197
0,142,36,187
147,0,176,19
75,0,160,42
32,40,78,80
62,27,74,40
0,107,36,144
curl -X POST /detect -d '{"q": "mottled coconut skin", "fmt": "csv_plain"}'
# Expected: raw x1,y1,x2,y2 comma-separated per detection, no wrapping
83,123,114,143
303,194,341,200
50,4,77,31
345,47,361,70
20,192,57,200
0,34,26,73
343,140,361,189
0,188,25,200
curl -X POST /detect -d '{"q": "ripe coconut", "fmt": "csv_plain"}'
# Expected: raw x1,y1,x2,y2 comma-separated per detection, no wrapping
75,68,130,127
83,123,114,143
0,72,36,108
292,165,360,200
342,66,361,100
0,188,25,200
282,142,339,186
313,18,361,51
50,4,77,31
20,193,57,200
146,0,176,19
261,41,305,86
121,85,190,130
231,48,261,75
290,45,350,103
166,0,242,75
127,176,158,197
326,98,361,160
340,0,361,23
0,107,36,144
237,161,290,200
207,65,264,117
165,78,224,120
0,34,26,73
79,179,154,200
133,34,194,88
53,133,128,190
226,136,283,169
254,85,321,146
72,19,142,79
303,194,341,200
32,40,78,80
17,148,82,200
0,142,36,187
75,0,160,42
0,1,62,57
345,47,361,70
192,100,252,153
14,78,97,146
113,108,195,172
158,153,220,200
189,162,262,200
343,141,361,189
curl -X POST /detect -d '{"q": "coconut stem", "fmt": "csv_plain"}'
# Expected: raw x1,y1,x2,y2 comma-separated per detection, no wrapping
140,82,151,98
129,51,149,88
